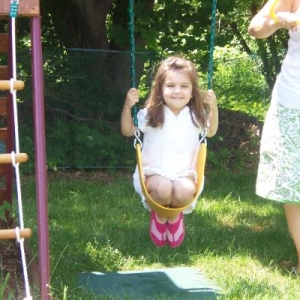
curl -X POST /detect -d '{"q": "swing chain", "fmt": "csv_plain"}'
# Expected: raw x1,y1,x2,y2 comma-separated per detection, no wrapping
128,0,138,127
10,0,19,18
128,0,136,88
208,0,218,90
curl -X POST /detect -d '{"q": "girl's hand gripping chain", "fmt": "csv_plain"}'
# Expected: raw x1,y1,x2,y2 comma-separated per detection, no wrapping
203,90,218,137
124,88,139,110
121,88,139,137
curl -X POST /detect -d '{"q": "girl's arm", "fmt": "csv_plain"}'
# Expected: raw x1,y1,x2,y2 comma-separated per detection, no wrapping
248,0,296,38
204,90,218,137
121,88,139,137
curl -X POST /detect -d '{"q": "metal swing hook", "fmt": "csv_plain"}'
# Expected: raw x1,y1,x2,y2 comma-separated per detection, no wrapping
134,129,143,149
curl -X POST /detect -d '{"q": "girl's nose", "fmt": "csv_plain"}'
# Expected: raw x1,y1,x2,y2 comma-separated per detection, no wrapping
174,86,181,93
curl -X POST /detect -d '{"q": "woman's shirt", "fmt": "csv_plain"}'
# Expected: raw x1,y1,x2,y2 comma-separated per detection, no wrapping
135,105,204,181
273,6,300,108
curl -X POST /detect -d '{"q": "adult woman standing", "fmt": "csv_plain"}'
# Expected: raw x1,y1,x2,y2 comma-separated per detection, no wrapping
249,0,300,273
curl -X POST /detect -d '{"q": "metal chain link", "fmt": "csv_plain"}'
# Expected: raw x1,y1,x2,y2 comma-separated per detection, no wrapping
128,0,138,127
208,0,218,90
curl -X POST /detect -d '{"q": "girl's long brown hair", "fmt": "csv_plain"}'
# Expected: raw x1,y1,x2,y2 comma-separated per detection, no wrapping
145,56,207,128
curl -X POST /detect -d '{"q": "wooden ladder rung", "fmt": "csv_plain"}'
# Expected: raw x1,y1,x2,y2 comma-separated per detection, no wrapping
0,153,28,164
0,228,32,240
0,80,24,91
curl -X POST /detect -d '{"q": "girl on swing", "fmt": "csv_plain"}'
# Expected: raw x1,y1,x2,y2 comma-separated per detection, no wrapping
121,56,218,247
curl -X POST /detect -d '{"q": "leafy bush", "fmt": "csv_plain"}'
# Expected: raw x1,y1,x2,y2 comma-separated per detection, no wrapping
213,46,270,121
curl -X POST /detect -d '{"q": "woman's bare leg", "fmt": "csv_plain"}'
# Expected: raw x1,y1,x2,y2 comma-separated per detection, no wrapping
284,203,300,271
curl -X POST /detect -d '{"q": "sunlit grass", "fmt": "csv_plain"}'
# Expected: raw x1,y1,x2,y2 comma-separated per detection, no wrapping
10,170,300,299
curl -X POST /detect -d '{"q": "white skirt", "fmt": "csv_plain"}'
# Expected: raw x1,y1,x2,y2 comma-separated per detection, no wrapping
256,100,300,203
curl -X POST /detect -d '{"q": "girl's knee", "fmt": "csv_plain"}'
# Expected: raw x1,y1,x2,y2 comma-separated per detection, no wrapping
146,176,173,205
154,182,173,201
172,178,196,206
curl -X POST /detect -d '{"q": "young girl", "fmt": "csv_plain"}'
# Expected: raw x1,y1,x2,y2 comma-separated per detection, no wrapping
121,56,218,247
248,0,300,273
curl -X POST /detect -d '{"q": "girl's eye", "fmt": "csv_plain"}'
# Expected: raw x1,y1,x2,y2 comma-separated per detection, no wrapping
164,84,190,88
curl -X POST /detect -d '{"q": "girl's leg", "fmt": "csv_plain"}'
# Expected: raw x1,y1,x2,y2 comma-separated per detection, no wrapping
146,175,172,246
284,203,300,271
172,177,196,206
166,177,195,247
146,175,172,222
168,177,196,223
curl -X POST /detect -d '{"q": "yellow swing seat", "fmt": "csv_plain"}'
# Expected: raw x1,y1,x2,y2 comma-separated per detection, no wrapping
136,141,207,218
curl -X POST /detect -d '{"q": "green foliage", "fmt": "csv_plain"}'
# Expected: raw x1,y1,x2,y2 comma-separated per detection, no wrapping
0,273,14,300
85,240,126,271
8,0,281,172
43,120,135,170
3,0,287,91
15,45,268,172
0,201,11,223
213,46,270,120
207,143,231,170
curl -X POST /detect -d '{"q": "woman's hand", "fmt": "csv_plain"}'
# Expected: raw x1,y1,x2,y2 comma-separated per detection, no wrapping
276,12,298,31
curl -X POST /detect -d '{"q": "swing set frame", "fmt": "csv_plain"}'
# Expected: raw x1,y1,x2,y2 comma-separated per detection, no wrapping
0,1,50,299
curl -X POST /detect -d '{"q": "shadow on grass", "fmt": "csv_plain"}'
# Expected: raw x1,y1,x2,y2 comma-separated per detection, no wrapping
78,267,221,300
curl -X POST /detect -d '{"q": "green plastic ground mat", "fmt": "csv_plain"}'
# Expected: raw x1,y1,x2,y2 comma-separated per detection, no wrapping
78,267,221,299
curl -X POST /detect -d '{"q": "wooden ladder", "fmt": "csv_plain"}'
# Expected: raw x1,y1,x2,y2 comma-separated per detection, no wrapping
0,19,30,239
0,2,51,300
0,29,14,229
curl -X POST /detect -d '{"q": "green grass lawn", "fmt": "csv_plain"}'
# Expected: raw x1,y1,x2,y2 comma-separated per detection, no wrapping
18,170,300,299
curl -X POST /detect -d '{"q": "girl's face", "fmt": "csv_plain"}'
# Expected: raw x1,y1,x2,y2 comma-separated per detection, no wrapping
162,70,192,115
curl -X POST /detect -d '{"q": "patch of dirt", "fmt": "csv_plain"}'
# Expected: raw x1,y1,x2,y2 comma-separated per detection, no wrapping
0,236,39,299
0,240,25,298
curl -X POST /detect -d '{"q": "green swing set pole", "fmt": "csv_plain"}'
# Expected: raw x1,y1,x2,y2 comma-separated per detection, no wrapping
208,0,218,90
128,0,138,127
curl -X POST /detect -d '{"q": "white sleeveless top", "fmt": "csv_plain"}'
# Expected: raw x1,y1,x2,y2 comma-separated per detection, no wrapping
273,7,300,108
133,105,204,181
